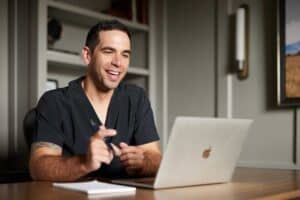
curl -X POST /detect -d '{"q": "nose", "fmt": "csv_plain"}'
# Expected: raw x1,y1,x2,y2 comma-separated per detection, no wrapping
111,53,122,67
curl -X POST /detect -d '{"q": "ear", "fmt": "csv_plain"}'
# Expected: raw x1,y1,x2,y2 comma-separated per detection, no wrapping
81,47,92,65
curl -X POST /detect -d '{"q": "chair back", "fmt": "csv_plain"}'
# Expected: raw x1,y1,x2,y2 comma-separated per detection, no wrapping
23,108,37,149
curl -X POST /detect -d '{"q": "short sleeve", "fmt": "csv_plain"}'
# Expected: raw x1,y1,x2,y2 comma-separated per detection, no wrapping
133,89,159,145
33,91,65,147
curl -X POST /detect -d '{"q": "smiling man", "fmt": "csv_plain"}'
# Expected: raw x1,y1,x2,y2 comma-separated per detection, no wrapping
29,20,161,181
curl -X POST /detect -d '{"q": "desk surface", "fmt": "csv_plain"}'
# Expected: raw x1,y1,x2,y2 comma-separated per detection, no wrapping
1,167,300,200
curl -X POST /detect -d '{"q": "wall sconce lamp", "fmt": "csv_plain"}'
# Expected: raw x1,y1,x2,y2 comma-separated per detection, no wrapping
235,5,249,79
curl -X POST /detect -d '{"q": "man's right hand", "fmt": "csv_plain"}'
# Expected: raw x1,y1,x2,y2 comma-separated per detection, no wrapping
29,126,117,181
84,126,117,172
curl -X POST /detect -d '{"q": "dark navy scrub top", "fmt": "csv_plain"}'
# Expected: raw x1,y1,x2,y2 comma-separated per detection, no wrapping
34,76,159,178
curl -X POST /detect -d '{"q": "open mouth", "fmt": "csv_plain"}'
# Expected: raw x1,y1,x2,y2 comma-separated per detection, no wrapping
106,70,121,81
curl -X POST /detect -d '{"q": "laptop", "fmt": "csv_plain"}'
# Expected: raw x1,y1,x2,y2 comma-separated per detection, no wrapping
112,116,253,189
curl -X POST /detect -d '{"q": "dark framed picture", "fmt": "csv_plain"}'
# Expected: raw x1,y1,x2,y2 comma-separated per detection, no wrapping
46,79,58,91
277,0,300,106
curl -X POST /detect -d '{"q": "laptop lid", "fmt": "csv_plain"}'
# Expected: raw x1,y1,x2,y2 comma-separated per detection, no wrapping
113,117,253,189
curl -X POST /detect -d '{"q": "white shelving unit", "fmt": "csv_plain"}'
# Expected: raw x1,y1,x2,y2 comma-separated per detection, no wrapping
47,50,84,67
37,0,151,99
47,0,149,31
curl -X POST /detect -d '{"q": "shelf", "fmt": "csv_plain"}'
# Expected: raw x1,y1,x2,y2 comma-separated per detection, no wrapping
47,50,85,67
46,50,149,76
48,0,149,32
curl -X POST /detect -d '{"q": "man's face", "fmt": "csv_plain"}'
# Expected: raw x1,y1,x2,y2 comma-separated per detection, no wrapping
88,30,131,91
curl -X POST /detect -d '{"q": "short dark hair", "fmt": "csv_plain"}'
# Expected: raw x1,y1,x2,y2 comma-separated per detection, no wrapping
85,20,131,53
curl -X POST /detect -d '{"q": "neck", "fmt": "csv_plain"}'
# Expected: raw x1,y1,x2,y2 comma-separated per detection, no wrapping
82,76,114,102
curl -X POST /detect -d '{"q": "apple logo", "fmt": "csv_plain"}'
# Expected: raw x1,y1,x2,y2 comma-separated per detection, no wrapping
202,146,212,159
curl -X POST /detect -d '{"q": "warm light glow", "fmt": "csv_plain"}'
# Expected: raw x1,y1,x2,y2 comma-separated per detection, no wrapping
236,7,246,71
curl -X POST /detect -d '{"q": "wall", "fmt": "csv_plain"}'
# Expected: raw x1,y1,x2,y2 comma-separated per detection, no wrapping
7,0,34,170
166,0,216,134
228,0,298,168
0,0,39,173
150,0,165,148
0,0,9,171
167,0,300,169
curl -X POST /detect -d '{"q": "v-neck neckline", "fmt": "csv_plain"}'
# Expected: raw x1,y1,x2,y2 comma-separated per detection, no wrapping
69,76,121,129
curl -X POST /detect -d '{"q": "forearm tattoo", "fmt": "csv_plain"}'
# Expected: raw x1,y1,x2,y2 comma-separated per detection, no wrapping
31,142,62,153
30,142,88,181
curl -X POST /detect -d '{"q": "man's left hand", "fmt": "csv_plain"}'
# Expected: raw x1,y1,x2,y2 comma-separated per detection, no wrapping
118,142,145,174
111,141,161,176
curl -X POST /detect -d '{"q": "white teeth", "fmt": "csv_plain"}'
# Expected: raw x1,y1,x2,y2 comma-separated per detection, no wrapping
108,70,120,75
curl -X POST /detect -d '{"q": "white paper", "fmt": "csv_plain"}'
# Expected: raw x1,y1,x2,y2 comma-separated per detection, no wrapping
53,180,136,196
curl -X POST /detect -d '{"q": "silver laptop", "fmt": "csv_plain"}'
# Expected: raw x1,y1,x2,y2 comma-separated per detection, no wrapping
112,116,253,189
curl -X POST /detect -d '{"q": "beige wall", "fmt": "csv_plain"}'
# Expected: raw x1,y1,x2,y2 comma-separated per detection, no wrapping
230,0,297,168
167,0,300,169
167,0,216,132
0,0,9,170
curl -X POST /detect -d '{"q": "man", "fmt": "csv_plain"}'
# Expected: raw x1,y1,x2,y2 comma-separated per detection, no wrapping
29,20,161,181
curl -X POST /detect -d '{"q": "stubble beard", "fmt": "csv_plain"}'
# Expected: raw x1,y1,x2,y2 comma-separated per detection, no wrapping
89,66,125,92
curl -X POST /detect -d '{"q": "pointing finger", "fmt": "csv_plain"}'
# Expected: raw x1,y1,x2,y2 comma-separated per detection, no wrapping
94,126,117,140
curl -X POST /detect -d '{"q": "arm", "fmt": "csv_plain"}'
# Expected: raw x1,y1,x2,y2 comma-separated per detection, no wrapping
117,141,162,177
29,142,89,182
29,127,116,182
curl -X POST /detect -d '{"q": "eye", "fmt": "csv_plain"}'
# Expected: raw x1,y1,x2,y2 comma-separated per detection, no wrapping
103,49,113,54
122,53,130,58
122,51,131,58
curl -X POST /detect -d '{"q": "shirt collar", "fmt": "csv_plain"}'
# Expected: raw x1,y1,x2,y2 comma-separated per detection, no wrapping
68,76,120,129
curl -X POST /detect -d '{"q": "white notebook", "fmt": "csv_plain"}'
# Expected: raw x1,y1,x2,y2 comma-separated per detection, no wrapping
53,180,136,196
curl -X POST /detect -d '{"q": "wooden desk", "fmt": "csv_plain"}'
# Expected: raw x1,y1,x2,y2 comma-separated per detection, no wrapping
1,167,300,200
